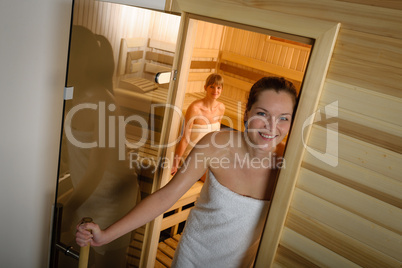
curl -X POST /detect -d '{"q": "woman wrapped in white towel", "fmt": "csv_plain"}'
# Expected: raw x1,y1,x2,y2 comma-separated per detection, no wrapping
171,73,225,179
76,76,298,268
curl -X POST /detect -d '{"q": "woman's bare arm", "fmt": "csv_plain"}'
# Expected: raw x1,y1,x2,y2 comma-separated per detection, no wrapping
76,134,215,247
171,104,197,174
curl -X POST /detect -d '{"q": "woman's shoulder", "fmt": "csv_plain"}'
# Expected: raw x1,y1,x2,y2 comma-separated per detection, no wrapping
217,101,225,110
186,99,204,114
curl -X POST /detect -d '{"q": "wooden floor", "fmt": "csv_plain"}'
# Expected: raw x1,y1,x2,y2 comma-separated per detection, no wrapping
155,234,181,268
126,231,181,268
126,226,146,268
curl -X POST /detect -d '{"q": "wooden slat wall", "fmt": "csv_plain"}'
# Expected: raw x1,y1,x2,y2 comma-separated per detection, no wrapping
216,0,402,267
186,21,309,104
71,0,180,80
185,21,224,93
219,27,309,103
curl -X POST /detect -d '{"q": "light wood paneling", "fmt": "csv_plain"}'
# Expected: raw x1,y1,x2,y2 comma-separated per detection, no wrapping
284,208,402,267
290,188,402,261
220,51,305,81
334,29,402,70
221,28,311,74
297,167,402,234
302,155,402,209
223,0,402,39
72,0,180,79
321,80,402,126
280,227,361,267
307,125,402,181
335,0,402,11
275,245,320,268
328,53,402,98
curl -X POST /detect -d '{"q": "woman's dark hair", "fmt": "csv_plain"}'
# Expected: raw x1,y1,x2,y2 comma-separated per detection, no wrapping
246,76,298,112
68,26,115,94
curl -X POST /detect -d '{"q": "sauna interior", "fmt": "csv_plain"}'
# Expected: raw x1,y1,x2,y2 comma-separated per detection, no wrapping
56,1,312,267
2,0,402,267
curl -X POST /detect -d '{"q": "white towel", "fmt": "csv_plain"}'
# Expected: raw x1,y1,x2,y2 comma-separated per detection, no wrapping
172,170,270,268
183,122,221,158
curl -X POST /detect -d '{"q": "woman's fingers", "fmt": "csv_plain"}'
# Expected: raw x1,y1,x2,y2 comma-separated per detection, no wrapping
75,222,95,246
75,230,92,246
171,166,178,175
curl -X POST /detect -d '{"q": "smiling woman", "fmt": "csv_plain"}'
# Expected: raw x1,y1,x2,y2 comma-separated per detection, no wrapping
244,77,297,153
171,73,225,176
75,76,298,267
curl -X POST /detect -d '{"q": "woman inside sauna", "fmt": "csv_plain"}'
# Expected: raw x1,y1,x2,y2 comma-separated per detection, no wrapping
62,26,139,268
76,76,297,267
171,73,225,176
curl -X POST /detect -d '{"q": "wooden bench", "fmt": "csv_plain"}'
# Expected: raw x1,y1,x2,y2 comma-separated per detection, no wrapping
155,234,181,268
182,42,306,131
114,37,175,186
114,37,175,141
116,38,175,93
160,181,204,234
125,182,203,268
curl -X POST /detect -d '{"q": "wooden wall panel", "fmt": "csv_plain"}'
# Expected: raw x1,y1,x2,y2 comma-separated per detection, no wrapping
280,227,361,267
307,125,401,181
335,0,402,11
302,155,402,209
290,188,402,261
334,29,402,70
221,27,310,74
229,0,402,39
72,0,180,80
265,1,402,259
319,80,402,136
283,208,402,267
185,21,224,94
296,167,402,234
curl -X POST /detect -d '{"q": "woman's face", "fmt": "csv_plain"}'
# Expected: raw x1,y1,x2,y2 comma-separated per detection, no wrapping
205,83,222,99
245,90,294,152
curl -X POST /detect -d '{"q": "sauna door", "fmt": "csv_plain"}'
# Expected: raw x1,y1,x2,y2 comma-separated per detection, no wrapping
50,1,182,267
49,0,324,267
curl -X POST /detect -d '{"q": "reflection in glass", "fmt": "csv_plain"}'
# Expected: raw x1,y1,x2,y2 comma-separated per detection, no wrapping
56,1,181,267
60,25,140,268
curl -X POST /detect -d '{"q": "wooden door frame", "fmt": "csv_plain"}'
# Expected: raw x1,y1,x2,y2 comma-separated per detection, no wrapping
146,1,341,267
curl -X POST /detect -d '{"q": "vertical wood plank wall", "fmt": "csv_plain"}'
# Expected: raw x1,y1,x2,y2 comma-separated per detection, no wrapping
214,1,402,267
185,21,224,93
219,27,309,102
71,0,180,82
186,21,309,102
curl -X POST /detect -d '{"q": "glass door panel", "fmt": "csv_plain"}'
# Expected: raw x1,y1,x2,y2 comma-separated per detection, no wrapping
53,1,181,267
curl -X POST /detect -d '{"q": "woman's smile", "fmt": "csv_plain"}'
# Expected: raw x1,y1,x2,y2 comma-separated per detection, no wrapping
245,90,294,151
259,132,277,140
